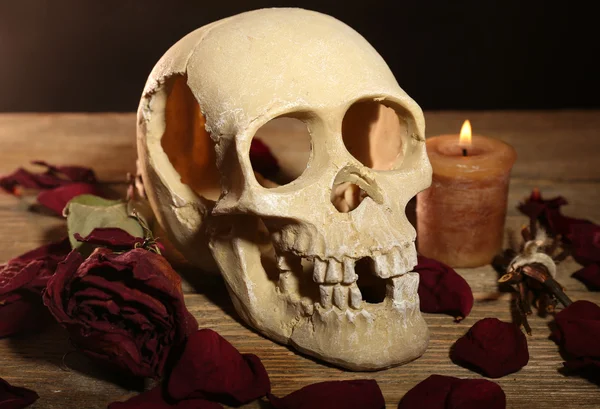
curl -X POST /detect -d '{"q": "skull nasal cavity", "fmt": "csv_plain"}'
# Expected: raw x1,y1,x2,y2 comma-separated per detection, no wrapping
331,182,368,213
342,101,408,170
250,116,312,188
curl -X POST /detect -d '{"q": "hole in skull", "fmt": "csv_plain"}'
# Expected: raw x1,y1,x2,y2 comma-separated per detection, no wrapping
342,100,408,170
355,257,387,304
251,116,312,188
161,74,221,201
330,182,369,213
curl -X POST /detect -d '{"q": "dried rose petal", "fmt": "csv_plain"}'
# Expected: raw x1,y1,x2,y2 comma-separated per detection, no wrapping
0,293,46,339
1,162,102,215
0,168,67,193
37,183,104,216
31,160,97,184
108,385,223,409
518,190,600,265
450,318,529,378
551,300,600,374
0,238,70,338
397,375,505,409
74,228,144,250
518,191,584,238
572,264,600,291
43,248,198,378
413,255,473,320
0,162,97,194
568,223,600,266
168,329,270,405
0,238,71,294
249,139,279,178
0,377,39,408
268,379,384,409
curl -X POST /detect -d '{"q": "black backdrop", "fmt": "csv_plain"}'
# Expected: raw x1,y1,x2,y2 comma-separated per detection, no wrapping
0,0,597,112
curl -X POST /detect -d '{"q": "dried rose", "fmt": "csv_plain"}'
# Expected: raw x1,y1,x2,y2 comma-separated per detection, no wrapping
268,379,384,409
573,264,600,291
108,385,223,409
397,375,505,409
413,255,473,320
168,329,270,405
0,377,39,409
249,139,279,178
0,161,103,216
450,318,529,378
551,300,600,374
43,247,198,378
0,238,71,338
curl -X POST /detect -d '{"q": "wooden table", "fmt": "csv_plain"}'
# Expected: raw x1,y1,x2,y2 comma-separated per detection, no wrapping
1,111,599,408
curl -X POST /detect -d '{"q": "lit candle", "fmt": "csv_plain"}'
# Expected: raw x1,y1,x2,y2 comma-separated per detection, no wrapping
416,120,517,268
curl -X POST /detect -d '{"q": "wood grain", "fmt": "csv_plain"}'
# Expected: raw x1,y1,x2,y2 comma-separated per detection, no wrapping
1,111,599,408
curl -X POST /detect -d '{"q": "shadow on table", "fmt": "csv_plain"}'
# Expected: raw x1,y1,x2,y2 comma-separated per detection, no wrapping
8,321,146,391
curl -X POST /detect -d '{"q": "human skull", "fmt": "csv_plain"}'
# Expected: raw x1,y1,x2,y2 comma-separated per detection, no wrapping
137,8,432,370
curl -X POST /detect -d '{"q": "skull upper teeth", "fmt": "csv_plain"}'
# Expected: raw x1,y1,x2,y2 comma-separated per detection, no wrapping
276,243,416,312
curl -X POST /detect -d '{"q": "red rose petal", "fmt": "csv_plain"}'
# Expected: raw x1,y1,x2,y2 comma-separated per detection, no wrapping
0,168,66,193
518,190,600,267
108,385,223,409
413,255,473,320
37,182,103,216
0,238,71,294
0,294,43,339
0,161,97,195
1,162,103,215
568,223,600,266
268,379,385,409
74,228,144,250
31,161,97,184
249,139,279,178
451,318,529,378
167,329,270,405
551,300,600,373
397,375,505,409
0,238,70,338
0,377,39,408
572,264,600,291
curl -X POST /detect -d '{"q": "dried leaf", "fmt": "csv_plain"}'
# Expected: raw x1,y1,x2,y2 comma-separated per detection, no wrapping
64,195,144,251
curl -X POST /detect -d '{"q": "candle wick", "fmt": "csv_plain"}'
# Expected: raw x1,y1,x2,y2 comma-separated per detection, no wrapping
462,148,468,157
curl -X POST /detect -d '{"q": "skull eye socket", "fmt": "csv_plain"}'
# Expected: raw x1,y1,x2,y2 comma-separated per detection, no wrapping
250,116,312,188
342,100,409,171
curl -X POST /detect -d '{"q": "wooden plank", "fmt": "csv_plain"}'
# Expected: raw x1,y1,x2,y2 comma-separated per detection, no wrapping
1,111,599,409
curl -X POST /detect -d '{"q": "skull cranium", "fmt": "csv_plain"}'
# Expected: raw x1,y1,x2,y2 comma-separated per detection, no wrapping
137,8,432,370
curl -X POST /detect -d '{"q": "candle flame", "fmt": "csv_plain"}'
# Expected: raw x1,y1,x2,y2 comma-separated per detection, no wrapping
459,119,472,147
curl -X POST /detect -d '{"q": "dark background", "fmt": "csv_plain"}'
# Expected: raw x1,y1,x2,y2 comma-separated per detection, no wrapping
0,1,597,112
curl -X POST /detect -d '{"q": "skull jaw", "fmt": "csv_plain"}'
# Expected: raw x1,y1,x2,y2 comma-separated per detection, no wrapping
208,217,429,371
290,303,429,371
